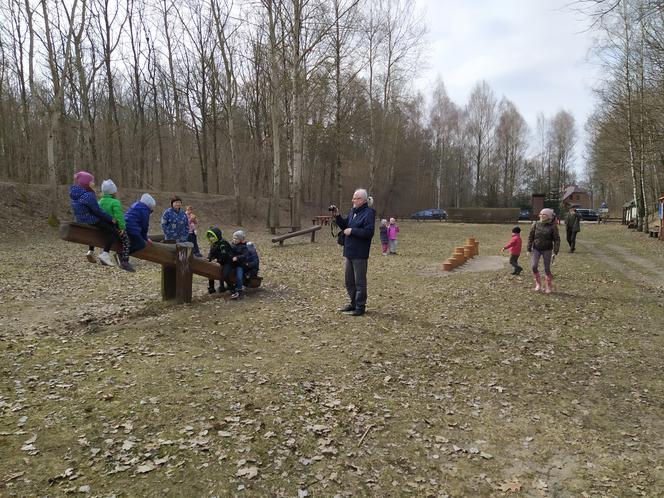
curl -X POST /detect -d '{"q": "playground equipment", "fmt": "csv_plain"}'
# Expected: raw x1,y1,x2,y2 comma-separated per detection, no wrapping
442,237,479,271
60,222,261,304
271,225,322,246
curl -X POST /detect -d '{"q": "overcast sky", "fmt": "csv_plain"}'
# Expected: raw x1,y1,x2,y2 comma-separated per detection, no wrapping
412,0,602,174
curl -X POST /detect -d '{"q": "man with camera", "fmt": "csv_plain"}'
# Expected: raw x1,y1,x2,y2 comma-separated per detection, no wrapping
331,188,376,316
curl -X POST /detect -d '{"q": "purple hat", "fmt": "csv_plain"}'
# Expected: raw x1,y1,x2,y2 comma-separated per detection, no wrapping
74,171,94,187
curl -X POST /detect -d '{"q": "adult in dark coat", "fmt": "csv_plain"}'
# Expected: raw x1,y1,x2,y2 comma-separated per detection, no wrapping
564,207,582,252
333,188,376,316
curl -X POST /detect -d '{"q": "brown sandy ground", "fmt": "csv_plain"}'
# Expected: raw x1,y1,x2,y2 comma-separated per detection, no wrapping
1,216,663,497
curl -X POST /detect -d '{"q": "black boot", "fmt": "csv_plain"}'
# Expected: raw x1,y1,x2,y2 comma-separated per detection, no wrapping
338,304,355,313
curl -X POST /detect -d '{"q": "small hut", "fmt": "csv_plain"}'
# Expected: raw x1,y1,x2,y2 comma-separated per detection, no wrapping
622,199,637,226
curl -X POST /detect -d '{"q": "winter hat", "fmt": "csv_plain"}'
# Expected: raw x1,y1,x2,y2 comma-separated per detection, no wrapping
73,171,94,188
101,179,117,195
381,219,388,226
140,193,156,210
539,208,555,219
233,230,246,241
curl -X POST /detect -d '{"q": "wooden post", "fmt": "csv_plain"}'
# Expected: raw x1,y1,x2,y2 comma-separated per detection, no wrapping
310,229,316,243
162,266,177,301
175,242,194,304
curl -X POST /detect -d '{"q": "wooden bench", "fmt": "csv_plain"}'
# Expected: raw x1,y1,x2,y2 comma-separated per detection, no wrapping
312,215,333,226
271,225,322,246
60,222,261,304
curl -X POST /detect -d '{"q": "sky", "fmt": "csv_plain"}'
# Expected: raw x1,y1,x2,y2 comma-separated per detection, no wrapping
412,0,603,175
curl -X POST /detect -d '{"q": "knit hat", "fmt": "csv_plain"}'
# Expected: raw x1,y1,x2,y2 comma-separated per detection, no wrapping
140,193,156,209
539,208,555,219
101,179,117,195
233,230,246,241
381,219,388,226
73,171,94,188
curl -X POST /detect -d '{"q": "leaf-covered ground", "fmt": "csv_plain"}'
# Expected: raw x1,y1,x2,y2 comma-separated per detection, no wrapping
1,219,663,497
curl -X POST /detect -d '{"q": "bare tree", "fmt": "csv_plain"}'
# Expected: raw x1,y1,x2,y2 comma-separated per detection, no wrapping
40,0,81,220
465,80,497,204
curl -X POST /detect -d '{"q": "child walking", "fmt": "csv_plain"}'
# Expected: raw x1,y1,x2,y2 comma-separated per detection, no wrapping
387,217,400,254
379,219,389,255
99,179,134,272
500,226,523,275
69,171,118,266
185,205,202,257
527,208,561,293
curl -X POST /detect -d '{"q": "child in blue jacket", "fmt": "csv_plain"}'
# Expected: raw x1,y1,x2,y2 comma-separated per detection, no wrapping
124,194,156,254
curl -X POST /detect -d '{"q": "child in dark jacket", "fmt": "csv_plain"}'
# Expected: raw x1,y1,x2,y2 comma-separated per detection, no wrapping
206,227,232,293
227,230,250,300
501,226,523,275
124,194,156,255
69,171,118,267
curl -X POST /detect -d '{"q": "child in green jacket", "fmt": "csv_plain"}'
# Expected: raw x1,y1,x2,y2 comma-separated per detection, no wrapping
99,179,134,272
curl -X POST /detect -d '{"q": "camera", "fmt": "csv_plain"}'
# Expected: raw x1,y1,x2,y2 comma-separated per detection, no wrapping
328,204,337,212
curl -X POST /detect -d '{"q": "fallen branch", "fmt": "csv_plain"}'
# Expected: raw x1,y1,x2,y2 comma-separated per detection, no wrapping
357,424,375,448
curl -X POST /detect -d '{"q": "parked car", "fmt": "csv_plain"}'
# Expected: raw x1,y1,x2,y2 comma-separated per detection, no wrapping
518,209,531,221
410,208,447,220
576,208,599,221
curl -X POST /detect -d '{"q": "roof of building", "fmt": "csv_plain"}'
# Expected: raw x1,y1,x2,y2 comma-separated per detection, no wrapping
562,185,586,201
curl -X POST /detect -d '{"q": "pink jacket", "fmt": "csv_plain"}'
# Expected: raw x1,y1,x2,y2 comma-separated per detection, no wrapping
503,234,522,255
187,214,198,234
387,225,399,240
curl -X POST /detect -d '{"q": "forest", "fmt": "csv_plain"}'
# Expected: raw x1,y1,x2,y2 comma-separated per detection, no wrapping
0,0,660,230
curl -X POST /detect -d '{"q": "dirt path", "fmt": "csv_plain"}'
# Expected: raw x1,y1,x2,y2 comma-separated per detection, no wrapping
581,240,664,289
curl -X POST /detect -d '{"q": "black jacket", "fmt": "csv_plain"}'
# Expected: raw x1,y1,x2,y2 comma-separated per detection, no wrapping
206,227,232,264
230,242,249,267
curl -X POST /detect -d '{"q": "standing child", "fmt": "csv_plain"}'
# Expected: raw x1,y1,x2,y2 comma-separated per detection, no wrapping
379,219,389,255
69,171,118,266
185,205,202,257
500,226,523,275
388,217,400,255
527,208,561,293
99,179,134,272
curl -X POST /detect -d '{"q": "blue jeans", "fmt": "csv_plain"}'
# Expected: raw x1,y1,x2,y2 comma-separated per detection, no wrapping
224,264,244,292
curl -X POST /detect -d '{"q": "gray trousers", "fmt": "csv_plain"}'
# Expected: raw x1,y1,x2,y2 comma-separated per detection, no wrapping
345,258,368,310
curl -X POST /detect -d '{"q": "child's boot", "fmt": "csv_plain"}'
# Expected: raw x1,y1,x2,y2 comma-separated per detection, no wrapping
86,250,97,263
533,273,541,291
98,251,115,266
544,275,553,294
